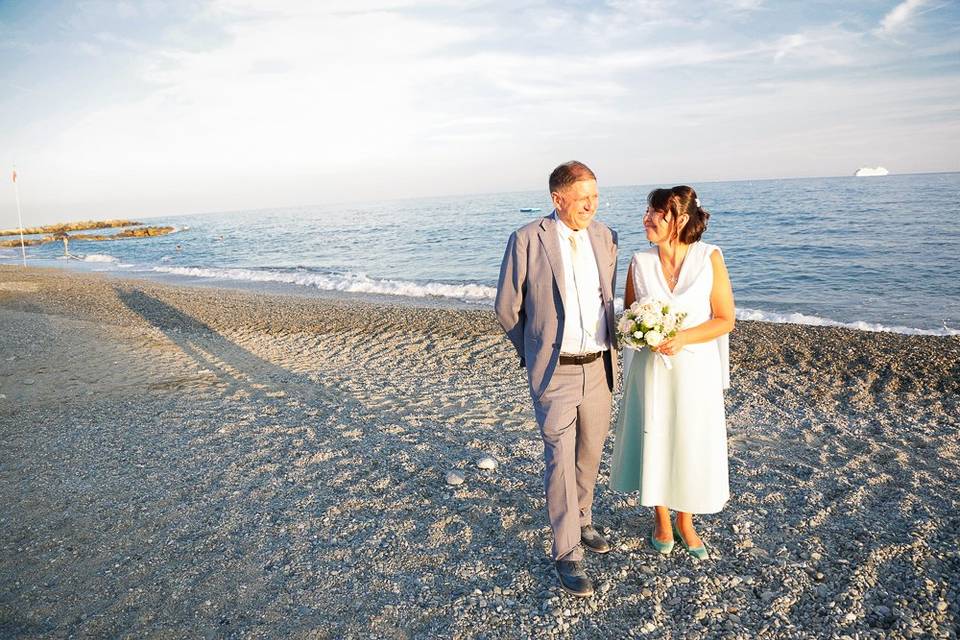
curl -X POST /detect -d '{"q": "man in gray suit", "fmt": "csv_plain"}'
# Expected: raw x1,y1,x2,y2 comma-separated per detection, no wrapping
495,161,619,597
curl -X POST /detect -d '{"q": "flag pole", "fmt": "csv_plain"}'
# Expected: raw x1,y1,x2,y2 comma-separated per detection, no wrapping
12,166,26,267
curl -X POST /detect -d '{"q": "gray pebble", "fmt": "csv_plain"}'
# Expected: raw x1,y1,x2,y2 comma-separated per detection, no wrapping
476,455,498,470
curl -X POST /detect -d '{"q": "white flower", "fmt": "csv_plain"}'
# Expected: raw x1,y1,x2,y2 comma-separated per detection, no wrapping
644,330,664,347
638,297,666,317
641,311,661,328
633,330,645,340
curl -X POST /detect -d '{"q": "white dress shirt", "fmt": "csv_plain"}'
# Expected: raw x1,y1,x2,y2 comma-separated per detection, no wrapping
555,216,609,355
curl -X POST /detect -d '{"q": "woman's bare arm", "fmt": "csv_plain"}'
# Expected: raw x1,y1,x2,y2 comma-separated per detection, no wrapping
624,260,636,309
656,250,735,354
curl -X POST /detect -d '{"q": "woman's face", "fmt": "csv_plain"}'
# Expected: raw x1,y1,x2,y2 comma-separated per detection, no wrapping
643,206,672,244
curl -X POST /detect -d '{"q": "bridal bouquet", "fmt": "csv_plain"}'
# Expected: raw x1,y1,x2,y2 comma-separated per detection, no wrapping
617,297,686,351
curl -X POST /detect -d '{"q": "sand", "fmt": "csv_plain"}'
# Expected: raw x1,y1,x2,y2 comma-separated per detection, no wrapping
0,265,957,639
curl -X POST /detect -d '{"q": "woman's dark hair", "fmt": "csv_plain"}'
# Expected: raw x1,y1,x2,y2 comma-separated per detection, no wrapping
647,185,709,244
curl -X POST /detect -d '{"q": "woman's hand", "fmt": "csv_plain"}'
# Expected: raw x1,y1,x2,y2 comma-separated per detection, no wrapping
655,331,688,356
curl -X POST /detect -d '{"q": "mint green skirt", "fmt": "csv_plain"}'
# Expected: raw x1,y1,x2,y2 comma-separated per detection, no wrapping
609,346,729,514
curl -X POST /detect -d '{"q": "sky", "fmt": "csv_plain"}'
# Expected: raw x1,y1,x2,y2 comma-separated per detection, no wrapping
1,0,958,227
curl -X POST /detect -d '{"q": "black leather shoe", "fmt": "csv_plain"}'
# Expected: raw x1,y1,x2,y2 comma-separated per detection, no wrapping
555,560,594,597
581,525,611,554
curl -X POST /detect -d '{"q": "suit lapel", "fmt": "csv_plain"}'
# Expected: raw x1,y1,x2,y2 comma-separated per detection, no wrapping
538,214,567,309
587,221,618,351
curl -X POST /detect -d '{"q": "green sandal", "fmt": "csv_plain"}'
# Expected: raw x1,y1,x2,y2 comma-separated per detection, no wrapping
673,523,709,560
649,531,674,555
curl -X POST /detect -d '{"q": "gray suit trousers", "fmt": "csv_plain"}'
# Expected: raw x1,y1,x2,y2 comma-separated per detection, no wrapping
533,356,612,561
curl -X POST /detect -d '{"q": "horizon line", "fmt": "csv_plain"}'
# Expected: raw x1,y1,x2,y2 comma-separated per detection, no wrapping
137,169,959,222
4,169,957,226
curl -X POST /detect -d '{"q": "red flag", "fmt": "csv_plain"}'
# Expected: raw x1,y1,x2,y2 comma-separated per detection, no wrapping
11,169,16,183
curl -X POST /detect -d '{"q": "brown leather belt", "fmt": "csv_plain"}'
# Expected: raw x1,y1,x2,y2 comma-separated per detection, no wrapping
559,351,603,365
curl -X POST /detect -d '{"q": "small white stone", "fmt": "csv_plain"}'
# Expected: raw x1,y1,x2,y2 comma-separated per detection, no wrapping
445,470,465,486
476,455,498,471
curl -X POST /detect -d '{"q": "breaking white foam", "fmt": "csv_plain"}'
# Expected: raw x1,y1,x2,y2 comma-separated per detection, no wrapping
151,266,497,302
736,307,958,336
146,266,957,334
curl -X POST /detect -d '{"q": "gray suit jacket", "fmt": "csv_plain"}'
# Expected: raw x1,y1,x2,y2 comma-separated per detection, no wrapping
495,213,619,399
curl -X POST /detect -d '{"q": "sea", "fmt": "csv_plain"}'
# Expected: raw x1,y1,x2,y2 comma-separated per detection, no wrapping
3,172,958,336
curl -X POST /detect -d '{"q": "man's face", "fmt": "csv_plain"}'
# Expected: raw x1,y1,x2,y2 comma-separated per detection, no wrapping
552,179,599,231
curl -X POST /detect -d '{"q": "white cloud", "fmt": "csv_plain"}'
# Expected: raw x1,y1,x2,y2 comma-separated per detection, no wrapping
774,33,807,62
724,0,764,11
771,26,860,66
55,8,482,170
878,0,929,35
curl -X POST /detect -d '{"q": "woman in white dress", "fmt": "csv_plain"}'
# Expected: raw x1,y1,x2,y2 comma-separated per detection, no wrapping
609,185,735,559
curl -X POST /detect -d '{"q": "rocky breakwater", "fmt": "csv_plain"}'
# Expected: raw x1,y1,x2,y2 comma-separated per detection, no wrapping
0,219,175,248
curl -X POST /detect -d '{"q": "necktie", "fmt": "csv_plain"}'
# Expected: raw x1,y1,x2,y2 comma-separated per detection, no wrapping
568,233,588,352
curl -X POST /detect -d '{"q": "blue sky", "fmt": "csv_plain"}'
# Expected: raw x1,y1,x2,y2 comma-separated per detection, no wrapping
1,0,958,226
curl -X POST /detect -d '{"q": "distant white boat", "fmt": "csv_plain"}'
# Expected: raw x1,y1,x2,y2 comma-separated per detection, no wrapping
855,166,889,177
519,207,542,213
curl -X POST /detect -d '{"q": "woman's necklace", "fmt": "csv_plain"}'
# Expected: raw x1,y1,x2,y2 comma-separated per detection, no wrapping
659,246,688,288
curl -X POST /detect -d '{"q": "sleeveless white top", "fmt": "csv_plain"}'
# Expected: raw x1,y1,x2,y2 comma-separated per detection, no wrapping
630,241,730,388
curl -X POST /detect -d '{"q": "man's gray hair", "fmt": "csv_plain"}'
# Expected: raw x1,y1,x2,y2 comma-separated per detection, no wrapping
549,161,596,194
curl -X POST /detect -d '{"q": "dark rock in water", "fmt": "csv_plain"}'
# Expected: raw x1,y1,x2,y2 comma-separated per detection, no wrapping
0,237,46,247
72,226,175,240
0,219,142,237
114,226,175,238
0,224,175,247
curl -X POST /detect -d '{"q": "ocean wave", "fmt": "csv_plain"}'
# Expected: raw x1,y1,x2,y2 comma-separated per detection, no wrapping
735,307,959,336
151,266,497,302
611,298,954,335
147,266,955,335
82,254,118,263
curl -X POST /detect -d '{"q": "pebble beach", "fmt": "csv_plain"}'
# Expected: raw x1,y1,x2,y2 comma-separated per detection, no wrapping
1,265,958,639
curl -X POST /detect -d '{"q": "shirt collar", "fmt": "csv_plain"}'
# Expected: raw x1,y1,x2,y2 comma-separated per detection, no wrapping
553,212,586,240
